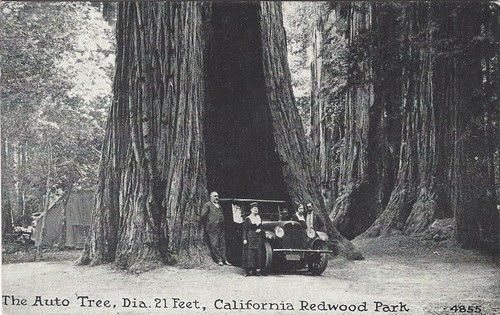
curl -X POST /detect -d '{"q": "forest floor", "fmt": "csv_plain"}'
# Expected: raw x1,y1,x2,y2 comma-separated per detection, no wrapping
2,236,499,315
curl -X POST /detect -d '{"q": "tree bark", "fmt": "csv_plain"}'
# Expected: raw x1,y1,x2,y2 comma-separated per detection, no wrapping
80,2,209,272
311,2,498,252
36,140,53,260
1,136,14,236
364,4,433,236
309,3,342,211
102,2,116,25
450,5,499,253
259,2,362,259
80,2,362,272
362,4,487,237
312,3,391,239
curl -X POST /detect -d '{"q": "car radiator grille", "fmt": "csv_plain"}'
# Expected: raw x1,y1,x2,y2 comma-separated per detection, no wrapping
281,223,304,249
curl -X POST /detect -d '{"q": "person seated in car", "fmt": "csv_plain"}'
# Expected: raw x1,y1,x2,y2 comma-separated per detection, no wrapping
306,202,324,231
291,204,307,228
242,202,263,276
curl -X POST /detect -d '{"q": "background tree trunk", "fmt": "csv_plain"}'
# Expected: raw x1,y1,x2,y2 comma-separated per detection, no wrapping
311,3,393,239
309,3,338,210
36,140,53,260
310,2,499,252
102,2,116,25
450,5,499,253
1,136,14,236
364,4,438,236
259,2,362,259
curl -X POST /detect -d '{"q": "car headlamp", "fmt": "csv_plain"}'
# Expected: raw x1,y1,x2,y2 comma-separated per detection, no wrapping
274,226,285,238
306,228,316,239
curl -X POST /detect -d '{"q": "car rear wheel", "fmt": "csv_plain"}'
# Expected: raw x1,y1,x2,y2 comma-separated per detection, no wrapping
308,241,328,276
261,240,273,273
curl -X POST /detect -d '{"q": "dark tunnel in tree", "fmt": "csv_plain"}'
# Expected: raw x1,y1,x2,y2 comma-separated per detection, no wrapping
80,2,362,270
204,3,288,202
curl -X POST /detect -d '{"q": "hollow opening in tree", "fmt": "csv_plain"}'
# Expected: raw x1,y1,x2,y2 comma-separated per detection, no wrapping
204,3,288,203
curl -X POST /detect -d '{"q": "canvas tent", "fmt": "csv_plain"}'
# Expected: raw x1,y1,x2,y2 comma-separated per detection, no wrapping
34,190,93,248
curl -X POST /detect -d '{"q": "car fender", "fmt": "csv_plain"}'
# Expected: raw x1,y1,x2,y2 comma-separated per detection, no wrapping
316,231,329,241
264,230,276,240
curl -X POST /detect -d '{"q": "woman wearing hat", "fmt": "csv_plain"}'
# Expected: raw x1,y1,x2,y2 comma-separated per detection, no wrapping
241,202,263,276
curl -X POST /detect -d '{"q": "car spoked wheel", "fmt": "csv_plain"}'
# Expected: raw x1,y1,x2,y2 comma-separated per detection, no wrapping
308,241,328,276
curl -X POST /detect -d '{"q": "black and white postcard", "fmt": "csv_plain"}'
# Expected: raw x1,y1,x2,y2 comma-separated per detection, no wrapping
2,1,499,314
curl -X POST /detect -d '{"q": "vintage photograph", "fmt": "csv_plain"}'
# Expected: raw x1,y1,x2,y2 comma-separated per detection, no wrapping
1,1,499,314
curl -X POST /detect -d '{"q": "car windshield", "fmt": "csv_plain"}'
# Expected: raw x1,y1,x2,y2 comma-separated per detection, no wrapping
253,202,282,221
220,198,286,222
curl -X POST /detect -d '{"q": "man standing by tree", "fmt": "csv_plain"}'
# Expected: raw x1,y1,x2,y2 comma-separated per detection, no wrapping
201,191,231,266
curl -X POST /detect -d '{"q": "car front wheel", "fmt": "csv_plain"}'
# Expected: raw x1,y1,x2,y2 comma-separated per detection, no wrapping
261,240,273,273
308,241,328,276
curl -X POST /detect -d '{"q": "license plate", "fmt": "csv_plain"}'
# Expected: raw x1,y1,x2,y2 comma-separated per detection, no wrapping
286,254,301,261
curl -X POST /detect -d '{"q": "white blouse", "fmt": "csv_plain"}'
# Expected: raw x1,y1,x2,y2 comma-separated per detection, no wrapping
248,214,262,225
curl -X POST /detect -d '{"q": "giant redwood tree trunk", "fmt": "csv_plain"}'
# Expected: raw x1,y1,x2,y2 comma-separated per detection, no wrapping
259,2,361,259
450,5,499,253
311,2,498,252
311,3,397,239
364,4,443,236
80,2,362,272
79,2,209,271
309,3,341,211
365,3,498,242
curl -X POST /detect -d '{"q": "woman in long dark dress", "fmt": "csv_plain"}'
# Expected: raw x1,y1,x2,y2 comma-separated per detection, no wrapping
241,202,263,276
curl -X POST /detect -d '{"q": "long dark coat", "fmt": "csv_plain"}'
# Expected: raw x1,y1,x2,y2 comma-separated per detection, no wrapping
241,216,263,269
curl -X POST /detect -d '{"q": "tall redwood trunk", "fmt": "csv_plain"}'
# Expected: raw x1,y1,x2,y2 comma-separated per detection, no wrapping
80,2,209,272
451,5,499,253
364,4,435,236
260,2,362,259
310,2,498,252
80,2,361,272
312,3,393,239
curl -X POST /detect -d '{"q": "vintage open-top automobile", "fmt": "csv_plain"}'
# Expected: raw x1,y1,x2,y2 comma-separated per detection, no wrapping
220,198,333,275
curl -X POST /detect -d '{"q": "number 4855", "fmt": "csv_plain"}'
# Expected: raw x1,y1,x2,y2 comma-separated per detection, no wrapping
449,305,481,313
